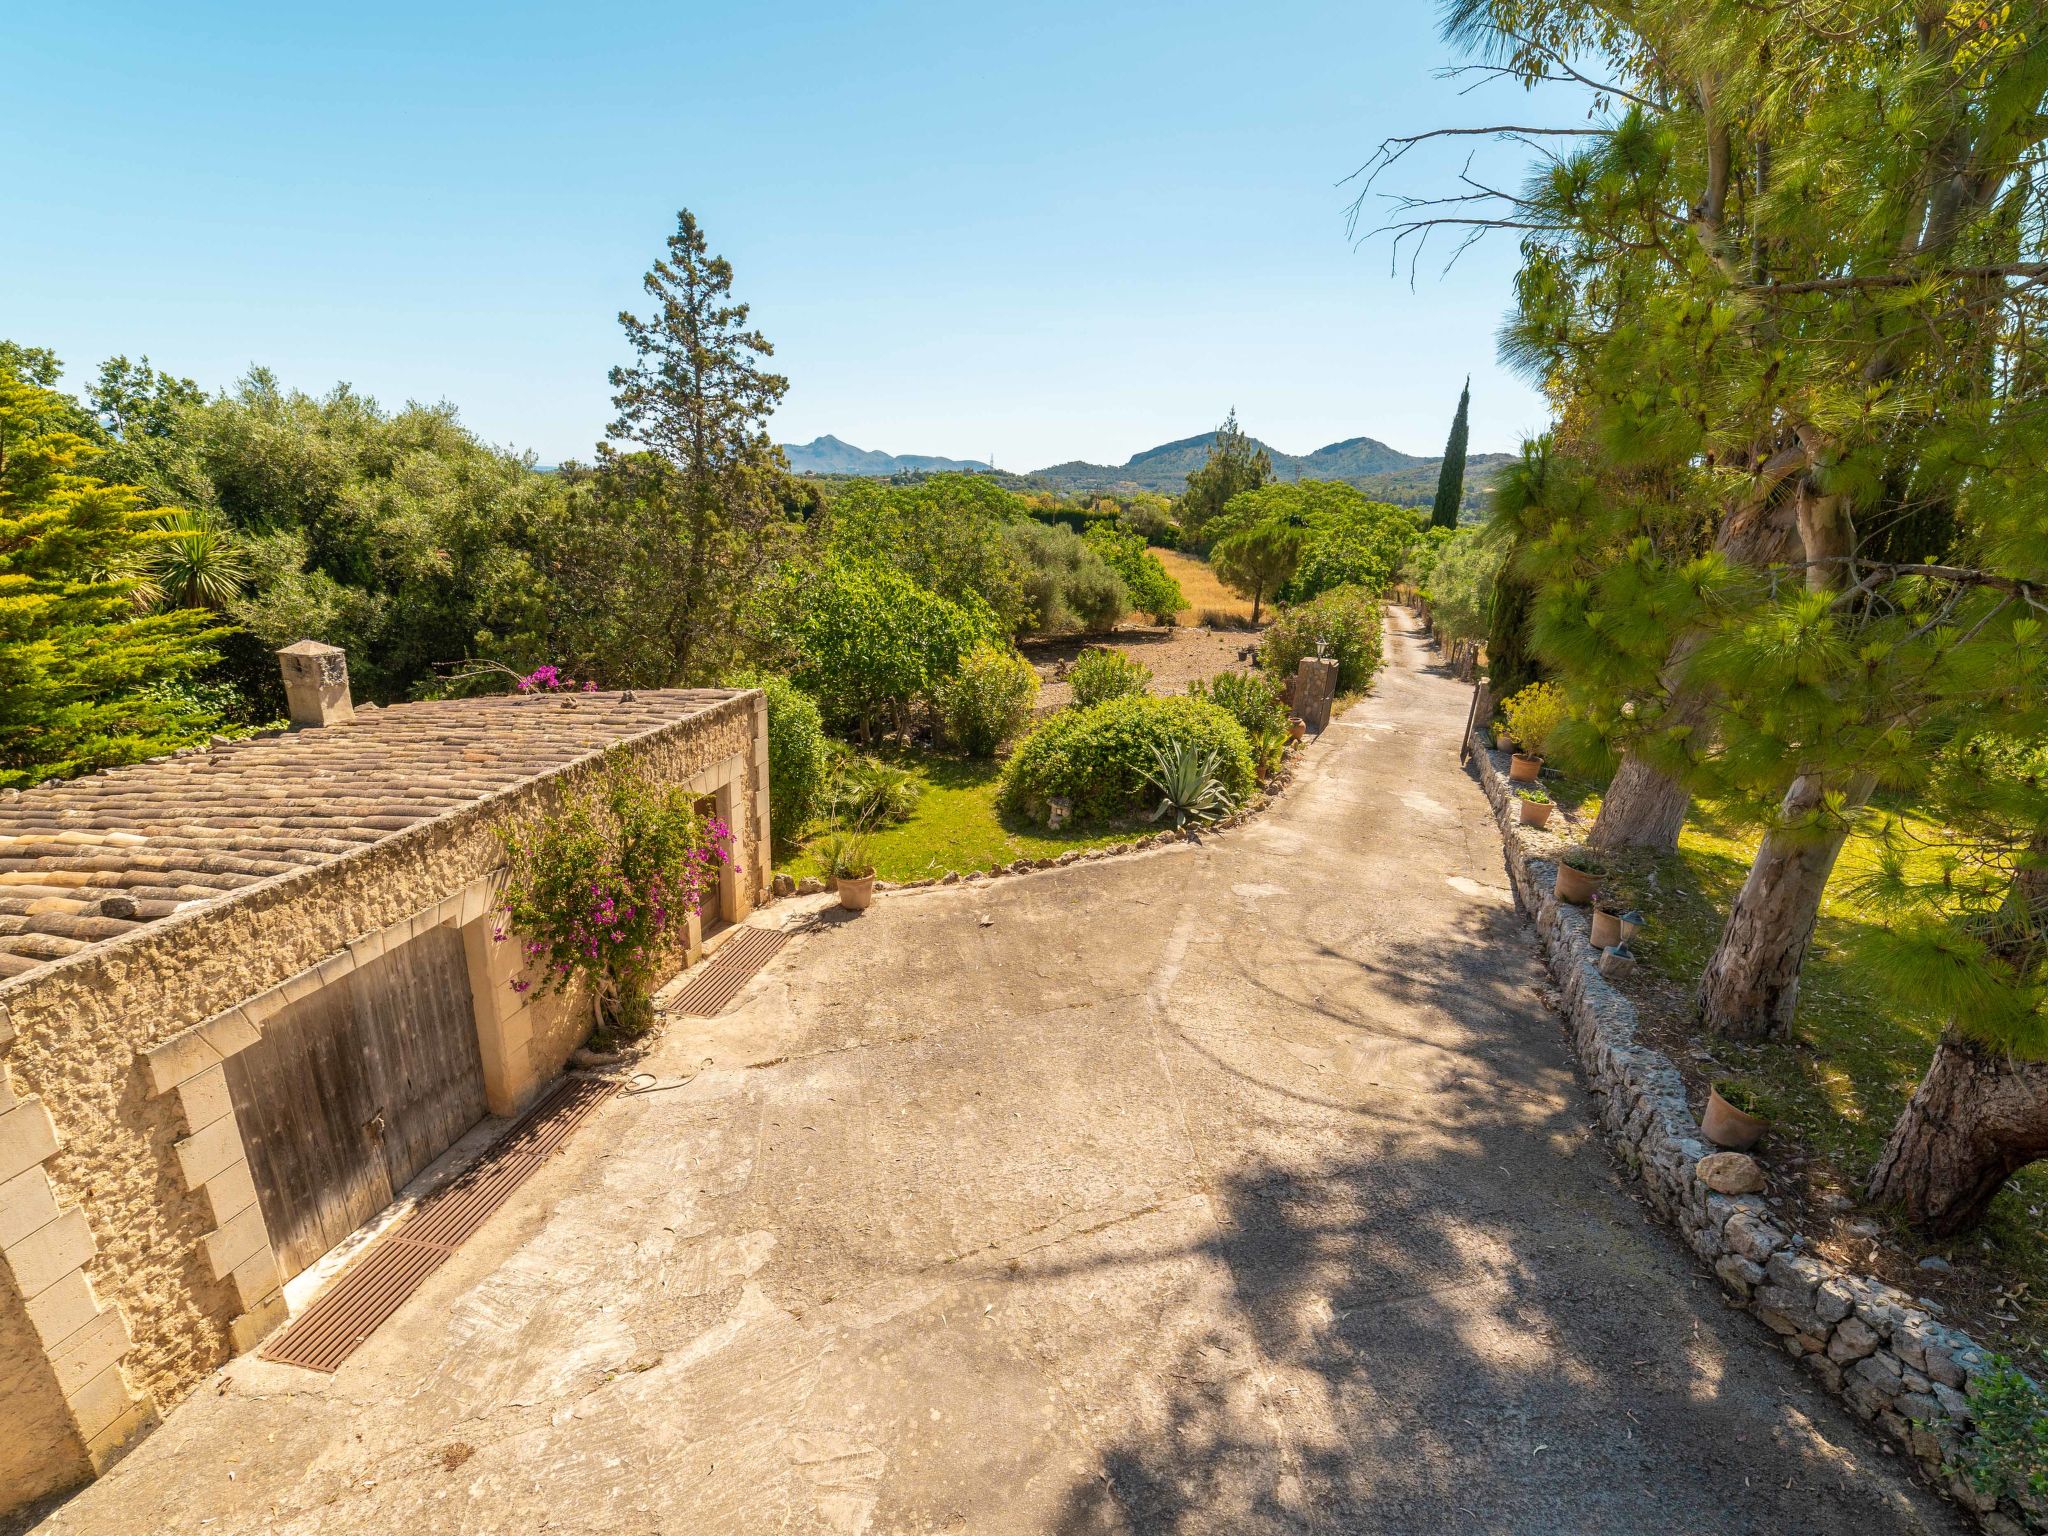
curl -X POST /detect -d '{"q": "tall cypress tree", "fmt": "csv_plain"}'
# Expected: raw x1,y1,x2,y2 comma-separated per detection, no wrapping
1427,377,1469,530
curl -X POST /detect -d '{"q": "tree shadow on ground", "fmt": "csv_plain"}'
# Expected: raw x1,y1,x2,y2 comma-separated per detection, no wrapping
1035,915,1956,1536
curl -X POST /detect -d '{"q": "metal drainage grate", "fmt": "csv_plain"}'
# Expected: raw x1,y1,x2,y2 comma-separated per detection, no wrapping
259,1074,619,1372
663,925,789,1017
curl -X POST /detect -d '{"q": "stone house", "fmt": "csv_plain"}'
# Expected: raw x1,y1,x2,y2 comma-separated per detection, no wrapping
0,645,769,1513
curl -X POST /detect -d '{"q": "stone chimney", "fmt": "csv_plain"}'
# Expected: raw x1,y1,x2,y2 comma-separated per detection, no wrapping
276,640,355,728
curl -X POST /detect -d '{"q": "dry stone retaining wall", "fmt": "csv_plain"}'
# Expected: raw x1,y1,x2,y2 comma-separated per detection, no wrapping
1468,730,2045,1535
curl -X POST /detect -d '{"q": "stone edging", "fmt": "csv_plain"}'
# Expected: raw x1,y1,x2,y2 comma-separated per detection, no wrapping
1468,730,2044,1535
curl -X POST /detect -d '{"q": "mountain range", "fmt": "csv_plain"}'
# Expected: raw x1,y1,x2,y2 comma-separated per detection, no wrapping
781,431,1511,510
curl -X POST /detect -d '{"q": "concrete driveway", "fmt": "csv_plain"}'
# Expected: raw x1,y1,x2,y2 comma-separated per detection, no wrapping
37,613,1959,1535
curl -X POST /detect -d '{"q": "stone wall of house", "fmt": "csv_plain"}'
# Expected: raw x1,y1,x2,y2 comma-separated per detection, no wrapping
1468,729,2045,1535
0,692,766,1449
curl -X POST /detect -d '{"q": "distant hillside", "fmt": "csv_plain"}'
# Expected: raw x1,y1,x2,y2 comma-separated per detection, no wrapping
783,430,1512,513
1029,433,1512,511
783,435,992,476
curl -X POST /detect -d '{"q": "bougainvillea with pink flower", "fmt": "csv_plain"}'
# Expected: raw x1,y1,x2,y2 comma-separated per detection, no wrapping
495,750,734,1043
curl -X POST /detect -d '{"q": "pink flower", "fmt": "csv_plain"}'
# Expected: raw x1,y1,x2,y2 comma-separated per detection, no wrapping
510,978,532,994
583,680,598,692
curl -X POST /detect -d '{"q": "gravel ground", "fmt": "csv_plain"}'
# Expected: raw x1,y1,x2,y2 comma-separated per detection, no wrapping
1023,623,1264,713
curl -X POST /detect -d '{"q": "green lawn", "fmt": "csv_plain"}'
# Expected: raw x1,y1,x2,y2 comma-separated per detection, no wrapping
777,751,1140,883
1564,780,2048,1362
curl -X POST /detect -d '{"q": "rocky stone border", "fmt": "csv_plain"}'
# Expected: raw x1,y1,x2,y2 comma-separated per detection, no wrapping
1469,731,2044,1534
770,759,1304,900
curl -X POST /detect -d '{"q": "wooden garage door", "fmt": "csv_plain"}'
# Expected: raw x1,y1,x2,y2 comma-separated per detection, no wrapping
225,924,488,1280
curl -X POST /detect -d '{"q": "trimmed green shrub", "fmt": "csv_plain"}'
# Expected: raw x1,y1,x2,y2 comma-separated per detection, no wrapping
1007,522,1128,635
1259,585,1385,694
724,670,828,847
1188,670,1287,738
1069,648,1152,708
1000,694,1254,823
937,643,1040,756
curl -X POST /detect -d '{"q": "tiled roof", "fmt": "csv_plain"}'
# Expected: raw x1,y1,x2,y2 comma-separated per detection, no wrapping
0,689,743,984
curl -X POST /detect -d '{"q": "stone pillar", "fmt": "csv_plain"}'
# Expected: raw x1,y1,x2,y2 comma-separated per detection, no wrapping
275,640,354,728
1292,657,1340,733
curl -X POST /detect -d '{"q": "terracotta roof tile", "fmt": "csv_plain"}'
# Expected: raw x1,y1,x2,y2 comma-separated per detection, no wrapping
0,688,742,985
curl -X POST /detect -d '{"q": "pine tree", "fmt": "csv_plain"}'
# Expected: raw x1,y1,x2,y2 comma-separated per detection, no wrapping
1860,735,2048,1232
1175,410,1272,549
1427,377,1469,531
590,209,799,685
0,352,228,786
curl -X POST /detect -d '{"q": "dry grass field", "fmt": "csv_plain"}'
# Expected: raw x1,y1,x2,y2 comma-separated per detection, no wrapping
1149,547,1256,626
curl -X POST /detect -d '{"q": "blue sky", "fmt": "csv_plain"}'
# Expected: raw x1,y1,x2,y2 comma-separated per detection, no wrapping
7,1,1556,470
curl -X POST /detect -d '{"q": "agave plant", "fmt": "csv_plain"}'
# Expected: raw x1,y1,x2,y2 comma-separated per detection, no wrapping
1142,738,1233,828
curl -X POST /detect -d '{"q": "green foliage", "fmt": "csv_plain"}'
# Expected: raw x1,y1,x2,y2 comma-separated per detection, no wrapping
0,355,230,787
1068,648,1152,708
825,741,923,826
1117,491,1180,548
1245,721,1289,778
1429,378,1471,531
825,474,1030,631
1398,525,1456,591
1955,1360,2048,1501
1083,524,1185,624
1188,670,1287,739
1007,522,1127,635
776,558,998,738
1209,509,1303,626
1516,784,1552,805
563,209,803,687
1258,585,1386,695
1000,694,1255,824
1209,481,1420,607
1142,740,1235,828
1500,683,1568,760
1176,409,1273,547
496,753,731,1043
725,670,828,847
1424,528,1504,647
935,642,1039,757
96,364,568,703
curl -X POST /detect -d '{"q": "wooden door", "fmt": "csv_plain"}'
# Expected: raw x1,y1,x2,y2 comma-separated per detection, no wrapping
225,924,488,1280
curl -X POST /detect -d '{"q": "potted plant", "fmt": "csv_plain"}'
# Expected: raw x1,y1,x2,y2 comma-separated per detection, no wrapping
1515,784,1554,828
1589,903,1625,950
1493,721,1516,752
821,829,876,911
1554,845,1600,905
1702,1079,1768,1151
1500,682,1567,784
1287,716,1308,743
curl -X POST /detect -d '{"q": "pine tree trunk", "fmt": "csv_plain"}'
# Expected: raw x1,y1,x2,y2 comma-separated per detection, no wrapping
1695,769,1873,1039
1867,1033,2048,1234
1587,752,1692,854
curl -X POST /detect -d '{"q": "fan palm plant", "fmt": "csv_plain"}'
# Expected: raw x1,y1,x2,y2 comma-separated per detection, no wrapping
137,509,249,612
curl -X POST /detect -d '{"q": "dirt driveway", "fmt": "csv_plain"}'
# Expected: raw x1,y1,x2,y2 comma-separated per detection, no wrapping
36,614,1960,1535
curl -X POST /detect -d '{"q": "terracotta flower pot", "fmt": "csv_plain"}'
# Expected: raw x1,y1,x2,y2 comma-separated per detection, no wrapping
1495,728,1516,751
1287,718,1308,742
1589,907,1624,949
1701,1086,1768,1151
1517,797,1554,828
836,873,876,911
1509,753,1543,783
1553,863,1598,906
